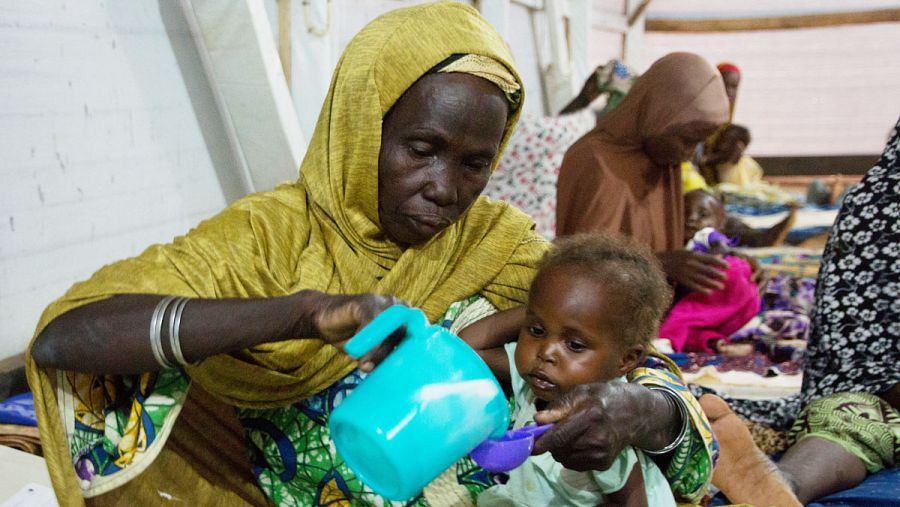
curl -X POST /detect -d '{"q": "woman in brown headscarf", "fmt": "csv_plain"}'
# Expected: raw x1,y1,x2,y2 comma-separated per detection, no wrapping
556,52,731,293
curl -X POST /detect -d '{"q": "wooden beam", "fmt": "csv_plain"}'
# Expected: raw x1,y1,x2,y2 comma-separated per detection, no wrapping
622,0,646,67
181,0,305,193
647,8,900,32
278,0,291,89
511,0,543,10
627,0,653,27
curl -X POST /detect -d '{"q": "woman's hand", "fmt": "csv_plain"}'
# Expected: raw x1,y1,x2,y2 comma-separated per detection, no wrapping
656,250,728,294
301,292,407,372
728,250,766,287
531,382,680,472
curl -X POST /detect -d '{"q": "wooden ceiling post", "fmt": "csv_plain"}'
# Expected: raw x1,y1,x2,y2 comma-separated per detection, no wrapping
647,8,900,32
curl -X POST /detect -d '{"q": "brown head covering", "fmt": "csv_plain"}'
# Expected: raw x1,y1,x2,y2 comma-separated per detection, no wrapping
556,52,728,251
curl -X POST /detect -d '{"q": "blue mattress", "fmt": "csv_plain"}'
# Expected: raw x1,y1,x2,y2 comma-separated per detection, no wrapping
0,392,36,426
807,467,900,507
712,467,900,506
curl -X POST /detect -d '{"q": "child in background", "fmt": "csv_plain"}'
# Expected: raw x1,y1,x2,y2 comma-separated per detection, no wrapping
462,233,676,507
659,189,760,355
698,124,758,187
692,124,799,247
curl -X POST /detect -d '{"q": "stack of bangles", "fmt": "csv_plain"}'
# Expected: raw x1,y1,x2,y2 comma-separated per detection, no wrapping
643,387,690,455
149,296,193,368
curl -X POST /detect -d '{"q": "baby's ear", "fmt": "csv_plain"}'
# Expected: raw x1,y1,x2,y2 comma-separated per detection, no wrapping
617,345,646,375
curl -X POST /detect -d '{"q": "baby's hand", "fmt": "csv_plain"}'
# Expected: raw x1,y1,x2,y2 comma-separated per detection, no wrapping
709,241,731,257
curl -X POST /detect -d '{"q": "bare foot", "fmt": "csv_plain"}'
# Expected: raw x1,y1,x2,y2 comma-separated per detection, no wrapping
716,342,754,357
699,394,801,507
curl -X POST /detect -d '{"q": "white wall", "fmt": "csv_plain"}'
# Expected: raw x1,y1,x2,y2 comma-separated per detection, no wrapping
1,0,550,359
0,1,243,359
269,0,552,142
590,0,627,67
586,0,900,156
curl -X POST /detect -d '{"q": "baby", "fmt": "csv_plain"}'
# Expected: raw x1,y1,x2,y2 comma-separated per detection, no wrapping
683,188,729,253
462,233,675,507
659,189,760,355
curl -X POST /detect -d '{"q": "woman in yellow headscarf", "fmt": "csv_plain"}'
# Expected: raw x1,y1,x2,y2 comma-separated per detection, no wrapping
28,3,713,506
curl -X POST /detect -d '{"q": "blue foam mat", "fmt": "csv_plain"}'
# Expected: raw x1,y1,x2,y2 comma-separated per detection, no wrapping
0,391,37,426
711,467,900,506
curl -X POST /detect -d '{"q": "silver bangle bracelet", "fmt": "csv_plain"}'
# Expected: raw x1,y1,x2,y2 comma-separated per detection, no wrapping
642,387,690,456
168,297,191,367
149,296,177,369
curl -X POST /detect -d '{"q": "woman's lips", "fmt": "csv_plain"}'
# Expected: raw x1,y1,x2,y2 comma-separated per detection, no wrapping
406,213,450,229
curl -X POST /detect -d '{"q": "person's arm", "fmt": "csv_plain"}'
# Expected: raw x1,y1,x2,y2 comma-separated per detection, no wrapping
31,291,402,375
532,364,716,504
458,306,524,391
558,69,601,115
531,382,683,471
726,203,798,249
655,250,729,294
605,462,648,507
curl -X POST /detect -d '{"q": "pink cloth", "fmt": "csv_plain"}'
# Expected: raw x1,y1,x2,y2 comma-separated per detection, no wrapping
659,256,761,353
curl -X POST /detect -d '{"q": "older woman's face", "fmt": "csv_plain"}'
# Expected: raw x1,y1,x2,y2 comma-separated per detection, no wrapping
378,73,508,247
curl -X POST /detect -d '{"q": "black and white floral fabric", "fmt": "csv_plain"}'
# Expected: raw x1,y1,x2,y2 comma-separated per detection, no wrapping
699,117,900,429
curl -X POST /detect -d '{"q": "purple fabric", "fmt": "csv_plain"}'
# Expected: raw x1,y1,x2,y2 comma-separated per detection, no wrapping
660,256,761,352
689,230,738,253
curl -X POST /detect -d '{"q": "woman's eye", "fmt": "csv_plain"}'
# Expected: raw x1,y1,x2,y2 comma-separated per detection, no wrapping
408,143,432,156
465,159,491,172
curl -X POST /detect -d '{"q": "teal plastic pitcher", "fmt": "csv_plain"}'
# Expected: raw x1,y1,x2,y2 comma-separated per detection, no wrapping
329,305,509,500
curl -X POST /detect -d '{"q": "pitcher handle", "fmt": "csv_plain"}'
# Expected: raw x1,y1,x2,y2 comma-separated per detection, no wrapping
343,305,427,358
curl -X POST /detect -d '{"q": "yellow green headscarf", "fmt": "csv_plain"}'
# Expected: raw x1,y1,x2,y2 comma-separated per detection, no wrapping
27,2,547,503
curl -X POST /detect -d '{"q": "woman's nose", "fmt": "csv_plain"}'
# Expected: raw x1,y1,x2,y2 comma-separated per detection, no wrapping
422,162,459,206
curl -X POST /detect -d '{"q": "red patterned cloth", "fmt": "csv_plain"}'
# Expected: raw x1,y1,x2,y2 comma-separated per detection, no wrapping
484,110,596,238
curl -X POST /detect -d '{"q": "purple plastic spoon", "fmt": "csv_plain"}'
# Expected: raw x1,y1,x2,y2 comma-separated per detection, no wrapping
469,423,554,472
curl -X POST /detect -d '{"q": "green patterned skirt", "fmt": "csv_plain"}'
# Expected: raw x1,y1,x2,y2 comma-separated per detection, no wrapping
789,391,899,473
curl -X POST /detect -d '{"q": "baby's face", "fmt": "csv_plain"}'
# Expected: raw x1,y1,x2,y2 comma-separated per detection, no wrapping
685,190,726,241
514,266,627,403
